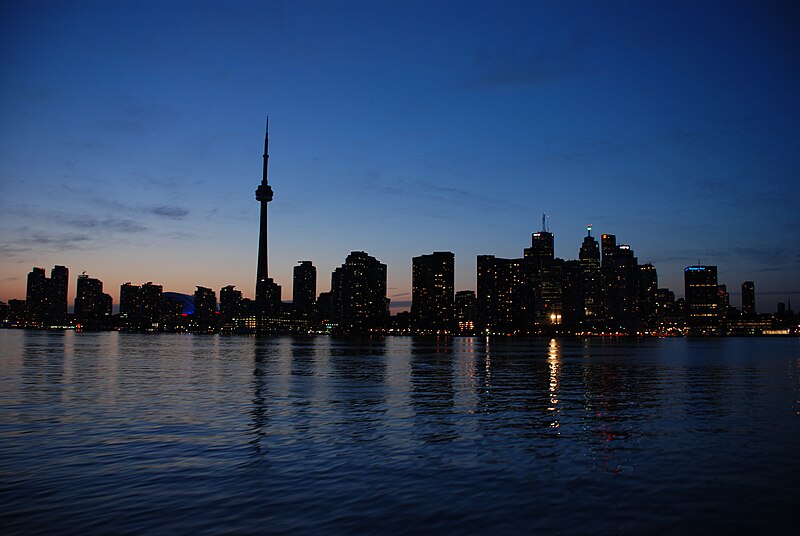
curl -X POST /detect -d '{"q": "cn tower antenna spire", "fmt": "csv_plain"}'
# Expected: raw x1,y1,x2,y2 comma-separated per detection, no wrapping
268,116,269,184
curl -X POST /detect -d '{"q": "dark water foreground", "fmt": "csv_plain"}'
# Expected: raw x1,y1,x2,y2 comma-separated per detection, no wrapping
1,331,798,534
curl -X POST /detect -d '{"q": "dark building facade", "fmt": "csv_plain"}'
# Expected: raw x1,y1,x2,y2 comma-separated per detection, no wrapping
331,251,388,333
684,265,720,334
477,255,527,333
454,290,477,335
741,281,755,316
411,252,454,333
292,261,317,317
75,273,112,328
579,226,601,321
192,286,217,332
25,265,69,327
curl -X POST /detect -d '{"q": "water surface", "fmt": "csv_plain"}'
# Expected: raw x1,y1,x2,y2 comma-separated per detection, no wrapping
1,332,798,534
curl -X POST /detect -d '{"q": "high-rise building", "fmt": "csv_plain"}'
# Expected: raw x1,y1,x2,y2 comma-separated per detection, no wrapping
292,261,317,317
193,286,217,332
561,260,584,328
254,119,281,320
331,251,388,333
220,285,243,331
140,282,163,331
638,263,658,330
411,252,454,333
478,255,528,333
579,225,601,320
742,281,755,316
50,265,69,326
523,228,561,326
26,267,48,327
454,290,476,335
684,265,720,334
75,273,111,328
603,242,639,332
25,265,69,327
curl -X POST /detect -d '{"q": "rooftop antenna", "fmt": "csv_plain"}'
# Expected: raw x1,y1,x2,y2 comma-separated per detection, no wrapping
541,212,550,233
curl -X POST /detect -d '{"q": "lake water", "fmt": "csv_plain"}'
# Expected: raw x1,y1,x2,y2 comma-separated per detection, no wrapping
1,331,798,534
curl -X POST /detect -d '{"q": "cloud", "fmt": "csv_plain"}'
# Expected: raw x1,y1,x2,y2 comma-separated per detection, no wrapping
360,173,526,213
148,205,189,219
49,212,148,233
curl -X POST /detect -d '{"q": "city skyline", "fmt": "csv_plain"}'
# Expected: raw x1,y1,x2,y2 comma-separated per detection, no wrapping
2,1,799,312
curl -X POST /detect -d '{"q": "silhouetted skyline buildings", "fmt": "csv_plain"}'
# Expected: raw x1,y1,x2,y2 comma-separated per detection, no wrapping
2,127,797,336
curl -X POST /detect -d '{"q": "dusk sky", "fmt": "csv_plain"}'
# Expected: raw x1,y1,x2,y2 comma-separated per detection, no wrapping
1,0,799,313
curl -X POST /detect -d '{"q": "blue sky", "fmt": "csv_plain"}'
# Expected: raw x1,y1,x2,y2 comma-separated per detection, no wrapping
1,0,799,312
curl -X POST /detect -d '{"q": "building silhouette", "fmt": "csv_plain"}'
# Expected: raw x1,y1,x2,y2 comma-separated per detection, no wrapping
75,273,112,328
254,119,281,322
411,252,454,333
684,265,720,334
477,255,527,333
742,281,755,316
220,285,244,331
330,251,388,333
638,263,658,331
579,225,601,321
192,286,217,332
454,290,476,335
25,265,68,327
292,261,316,317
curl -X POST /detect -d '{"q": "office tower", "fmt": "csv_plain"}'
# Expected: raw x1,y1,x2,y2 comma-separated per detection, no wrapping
330,251,388,333
140,282,163,331
193,286,217,332
561,260,584,328
75,273,111,327
602,241,639,332
742,281,755,316
523,228,561,326
411,252,455,333
579,225,601,320
684,265,720,334
638,263,658,330
254,118,280,318
292,261,317,317
454,290,477,335
477,255,527,333
655,288,677,330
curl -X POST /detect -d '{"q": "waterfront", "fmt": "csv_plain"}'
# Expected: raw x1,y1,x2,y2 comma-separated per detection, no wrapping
1,331,798,534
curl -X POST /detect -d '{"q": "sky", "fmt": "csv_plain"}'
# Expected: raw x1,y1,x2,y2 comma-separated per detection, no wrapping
1,0,799,313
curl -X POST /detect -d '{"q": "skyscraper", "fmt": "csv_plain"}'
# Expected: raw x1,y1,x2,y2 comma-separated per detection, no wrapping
330,251,388,333
292,261,317,317
193,286,217,332
25,265,69,327
684,265,720,334
411,252,454,333
742,281,755,316
579,225,601,320
75,273,112,328
255,118,280,317
477,255,527,333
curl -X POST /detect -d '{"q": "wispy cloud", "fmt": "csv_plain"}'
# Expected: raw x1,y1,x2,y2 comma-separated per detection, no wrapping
148,205,189,219
359,172,526,213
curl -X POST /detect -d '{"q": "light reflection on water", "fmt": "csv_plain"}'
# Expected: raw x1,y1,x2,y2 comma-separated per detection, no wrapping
1,331,799,534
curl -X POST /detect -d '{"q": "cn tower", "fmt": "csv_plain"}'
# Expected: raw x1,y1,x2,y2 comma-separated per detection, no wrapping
255,118,274,305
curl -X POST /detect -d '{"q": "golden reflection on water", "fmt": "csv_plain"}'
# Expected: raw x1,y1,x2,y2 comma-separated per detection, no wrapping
547,338,561,429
